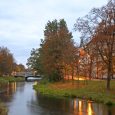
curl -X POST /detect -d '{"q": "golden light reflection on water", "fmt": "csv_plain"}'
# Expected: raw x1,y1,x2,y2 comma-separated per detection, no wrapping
73,99,94,115
6,82,17,95
78,100,83,115
12,82,16,92
87,102,93,115
73,99,77,110
78,100,82,111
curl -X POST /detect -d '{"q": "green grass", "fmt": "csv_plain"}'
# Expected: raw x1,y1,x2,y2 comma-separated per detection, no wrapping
0,78,8,86
34,80,115,105
0,76,25,91
3,76,25,82
0,76,25,83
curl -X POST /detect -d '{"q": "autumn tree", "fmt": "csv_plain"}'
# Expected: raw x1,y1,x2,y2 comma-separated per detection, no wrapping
0,47,15,76
74,15,96,79
74,0,115,90
93,5,115,89
16,64,25,72
89,0,115,90
27,19,77,81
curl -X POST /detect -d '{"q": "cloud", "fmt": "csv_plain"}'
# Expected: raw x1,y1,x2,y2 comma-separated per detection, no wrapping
0,0,107,66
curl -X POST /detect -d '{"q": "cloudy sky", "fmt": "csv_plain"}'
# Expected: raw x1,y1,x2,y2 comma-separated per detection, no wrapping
0,0,107,67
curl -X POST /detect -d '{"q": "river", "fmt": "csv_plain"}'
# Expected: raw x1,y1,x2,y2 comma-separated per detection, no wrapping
0,82,115,115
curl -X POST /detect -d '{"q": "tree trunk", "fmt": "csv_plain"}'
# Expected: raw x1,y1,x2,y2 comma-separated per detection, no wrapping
89,58,93,80
107,68,111,90
71,66,74,80
107,56,112,90
96,57,99,79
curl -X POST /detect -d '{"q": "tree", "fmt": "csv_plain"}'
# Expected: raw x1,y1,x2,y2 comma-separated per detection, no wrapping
74,0,115,90
27,19,77,81
17,64,25,72
0,47,15,76
27,47,43,75
91,0,115,90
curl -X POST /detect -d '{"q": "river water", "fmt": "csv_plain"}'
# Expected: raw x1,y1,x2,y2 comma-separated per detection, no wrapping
0,82,115,115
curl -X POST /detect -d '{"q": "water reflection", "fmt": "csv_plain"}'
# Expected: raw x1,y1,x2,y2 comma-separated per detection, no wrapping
35,94,115,115
87,102,93,115
0,82,115,115
78,100,82,115
0,82,25,102
72,99,115,115
72,99,94,115
6,82,17,95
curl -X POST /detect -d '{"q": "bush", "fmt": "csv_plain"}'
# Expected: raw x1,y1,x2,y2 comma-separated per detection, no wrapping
39,77,49,84
49,70,62,82
0,78,8,88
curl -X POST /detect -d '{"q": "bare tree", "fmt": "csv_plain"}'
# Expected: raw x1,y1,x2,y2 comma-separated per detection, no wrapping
74,0,115,90
92,0,115,90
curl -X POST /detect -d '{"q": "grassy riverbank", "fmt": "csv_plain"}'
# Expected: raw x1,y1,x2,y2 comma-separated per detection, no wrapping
34,80,115,105
0,76,25,84
0,77,25,90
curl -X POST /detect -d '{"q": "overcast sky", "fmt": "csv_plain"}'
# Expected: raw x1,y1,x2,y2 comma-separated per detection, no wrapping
0,0,107,67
